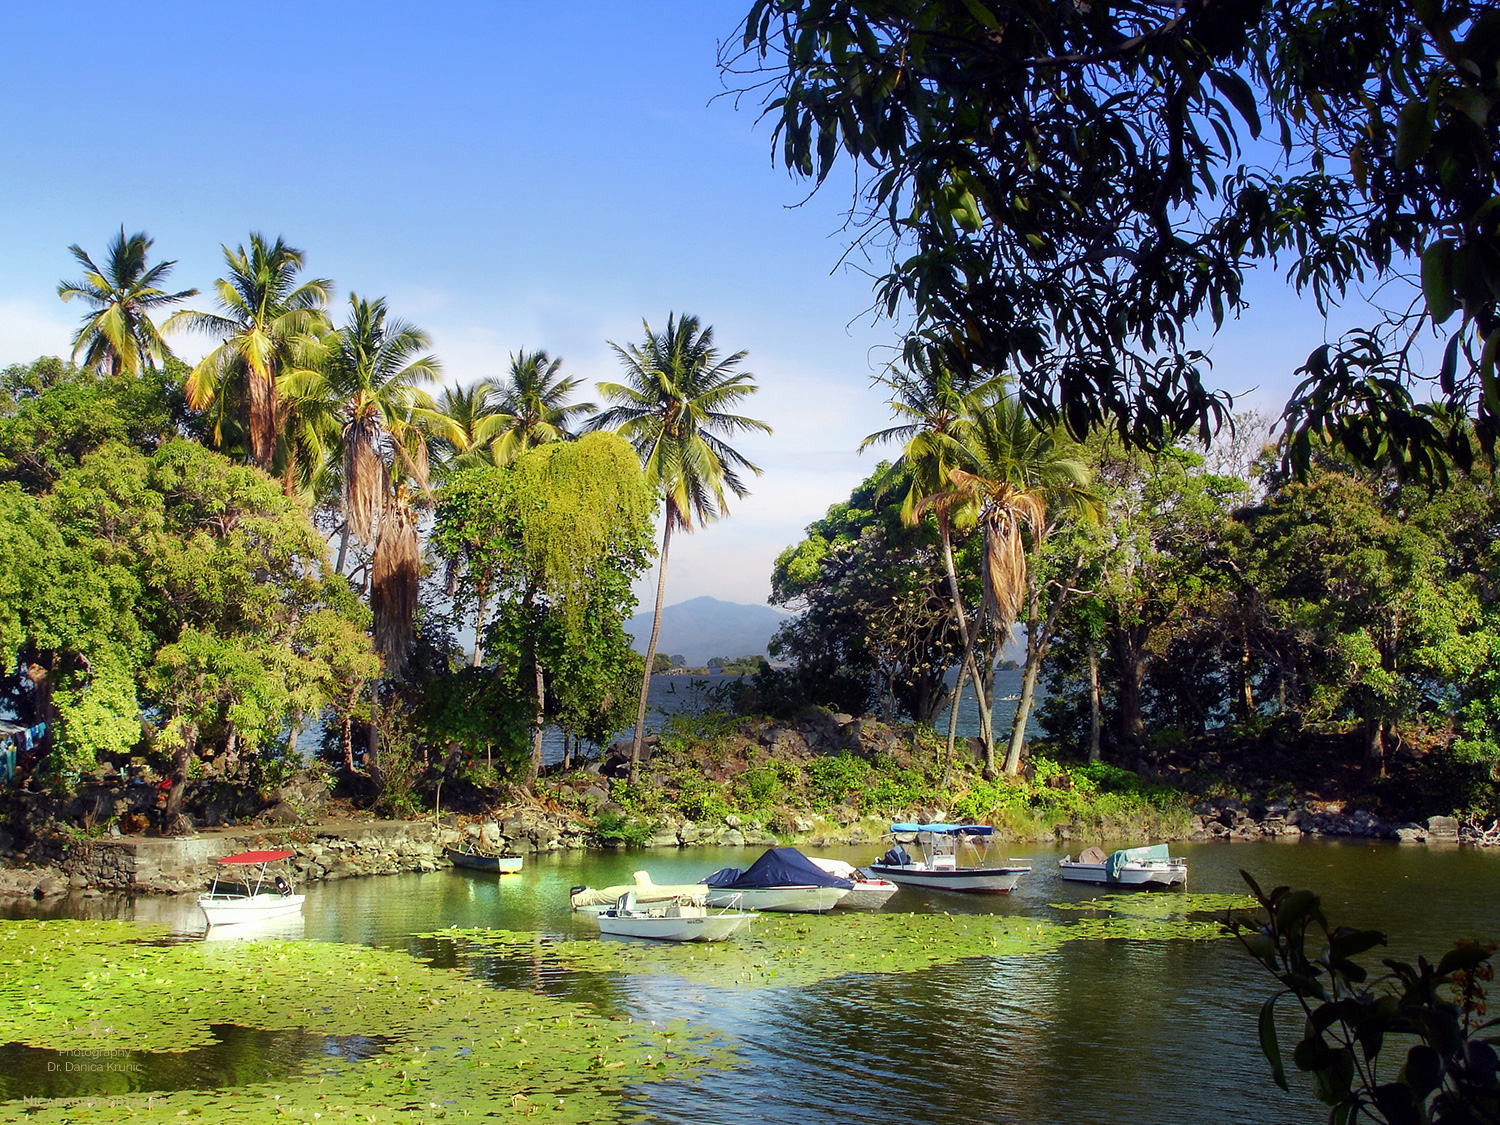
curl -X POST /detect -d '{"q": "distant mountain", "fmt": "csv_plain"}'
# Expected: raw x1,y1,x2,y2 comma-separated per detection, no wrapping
625,596,788,667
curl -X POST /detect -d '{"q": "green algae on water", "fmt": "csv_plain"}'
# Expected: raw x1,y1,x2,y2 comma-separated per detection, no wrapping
425,897,1242,991
0,919,731,1125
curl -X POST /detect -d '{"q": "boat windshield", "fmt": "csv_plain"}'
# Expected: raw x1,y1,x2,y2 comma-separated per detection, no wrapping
889,825,997,868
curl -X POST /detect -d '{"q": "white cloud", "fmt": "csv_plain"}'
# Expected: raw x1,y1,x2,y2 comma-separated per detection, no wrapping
0,300,74,367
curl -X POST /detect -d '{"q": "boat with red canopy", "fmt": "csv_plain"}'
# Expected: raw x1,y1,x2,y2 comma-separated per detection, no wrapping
198,849,305,928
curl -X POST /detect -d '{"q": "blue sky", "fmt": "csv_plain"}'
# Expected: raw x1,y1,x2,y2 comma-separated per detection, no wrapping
0,2,1364,608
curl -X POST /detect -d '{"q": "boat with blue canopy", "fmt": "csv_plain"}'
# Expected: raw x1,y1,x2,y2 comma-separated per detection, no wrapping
1058,843,1187,888
866,824,1031,894
702,846,853,913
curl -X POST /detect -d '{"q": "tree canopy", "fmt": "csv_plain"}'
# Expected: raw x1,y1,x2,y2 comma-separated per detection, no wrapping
729,0,1500,480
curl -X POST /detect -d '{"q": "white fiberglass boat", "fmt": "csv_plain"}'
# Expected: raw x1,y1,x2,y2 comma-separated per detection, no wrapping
807,857,899,909
592,891,753,943
701,847,853,913
198,850,305,928
1058,844,1187,888
866,824,1031,894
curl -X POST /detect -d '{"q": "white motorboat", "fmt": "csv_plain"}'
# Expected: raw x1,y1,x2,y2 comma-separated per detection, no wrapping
807,857,899,909
198,849,305,928
1058,844,1187,888
592,891,753,943
701,847,853,913
866,824,1031,894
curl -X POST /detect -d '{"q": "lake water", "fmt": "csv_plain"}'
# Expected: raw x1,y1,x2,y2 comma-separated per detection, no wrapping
5,838,1497,1123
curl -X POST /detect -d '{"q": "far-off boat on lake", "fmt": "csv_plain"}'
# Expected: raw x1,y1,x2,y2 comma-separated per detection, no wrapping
445,845,523,874
1058,844,1188,888
866,824,1031,894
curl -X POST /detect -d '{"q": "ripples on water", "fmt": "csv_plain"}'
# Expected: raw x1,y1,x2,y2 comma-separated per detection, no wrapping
8,840,1500,1123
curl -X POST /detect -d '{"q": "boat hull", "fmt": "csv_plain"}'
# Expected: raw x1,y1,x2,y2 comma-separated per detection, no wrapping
594,912,752,942
1057,861,1187,888
865,863,1027,894
446,848,523,874
704,885,849,913
836,880,900,909
199,893,306,928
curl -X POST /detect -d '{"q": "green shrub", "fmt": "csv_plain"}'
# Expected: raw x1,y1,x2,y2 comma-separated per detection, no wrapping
734,767,784,811
593,811,657,848
673,772,734,824
805,752,871,810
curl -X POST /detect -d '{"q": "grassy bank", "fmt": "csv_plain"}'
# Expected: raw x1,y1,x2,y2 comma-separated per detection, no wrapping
547,711,1192,846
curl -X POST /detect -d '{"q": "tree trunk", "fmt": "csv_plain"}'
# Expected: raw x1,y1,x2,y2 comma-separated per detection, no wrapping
335,521,351,577
1109,625,1148,749
471,585,489,667
1087,644,1102,763
162,726,195,834
943,663,967,785
938,525,995,775
368,681,382,784
1238,624,1254,721
629,515,674,784
529,660,546,782
1364,715,1386,777
342,713,354,773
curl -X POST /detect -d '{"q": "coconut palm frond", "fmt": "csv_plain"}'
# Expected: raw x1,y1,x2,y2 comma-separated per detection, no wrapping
58,228,196,377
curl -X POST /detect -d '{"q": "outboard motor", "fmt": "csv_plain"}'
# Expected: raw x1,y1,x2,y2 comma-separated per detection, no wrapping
274,875,293,897
879,845,911,867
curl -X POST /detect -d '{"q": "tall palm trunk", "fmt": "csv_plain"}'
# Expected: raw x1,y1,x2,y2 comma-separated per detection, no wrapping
938,523,995,774
530,660,546,782
247,369,278,470
942,662,967,786
630,515,674,783
1087,643,1102,763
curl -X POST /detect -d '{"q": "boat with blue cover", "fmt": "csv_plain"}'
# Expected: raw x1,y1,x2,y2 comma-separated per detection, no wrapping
702,846,853,913
1058,844,1187,888
866,824,1031,894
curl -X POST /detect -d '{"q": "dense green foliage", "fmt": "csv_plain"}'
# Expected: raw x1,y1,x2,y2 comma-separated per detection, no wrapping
0,359,375,790
730,0,1500,482
765,463,974,723
1232,875,1500,1124
429,433,655,778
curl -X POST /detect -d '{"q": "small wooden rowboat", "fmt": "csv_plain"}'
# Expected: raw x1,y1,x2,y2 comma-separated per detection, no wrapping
445,846,523,874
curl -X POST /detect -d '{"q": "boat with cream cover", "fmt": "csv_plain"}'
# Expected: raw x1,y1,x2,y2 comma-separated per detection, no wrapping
570,871,707,913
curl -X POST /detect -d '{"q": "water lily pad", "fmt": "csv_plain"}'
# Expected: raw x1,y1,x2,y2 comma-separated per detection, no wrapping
423,901,1238,990
0,920,730,1124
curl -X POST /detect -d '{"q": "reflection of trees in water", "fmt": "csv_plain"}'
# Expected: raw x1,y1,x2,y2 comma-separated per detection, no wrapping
0,1024,389,1100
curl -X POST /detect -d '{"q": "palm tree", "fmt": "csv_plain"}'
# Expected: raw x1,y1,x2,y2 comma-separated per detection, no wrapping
862,345,1003,772
430,380,502,473
57,228,197,377
939,394,1101,774
283,295,441,776
485,350,595,465
591,313,771,780
283,294,443,574
165,233,331,471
